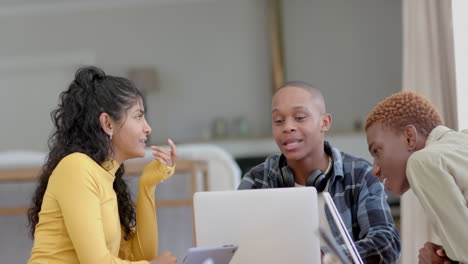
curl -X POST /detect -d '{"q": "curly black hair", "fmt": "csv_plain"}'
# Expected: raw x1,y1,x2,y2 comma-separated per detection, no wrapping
27,66,144,240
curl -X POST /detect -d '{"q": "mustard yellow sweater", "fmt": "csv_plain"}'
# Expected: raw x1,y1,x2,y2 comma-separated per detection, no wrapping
28,152,175,264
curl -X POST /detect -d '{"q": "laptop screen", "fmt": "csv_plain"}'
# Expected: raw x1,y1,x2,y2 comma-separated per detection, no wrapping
318,192,364,264
194,188,321,264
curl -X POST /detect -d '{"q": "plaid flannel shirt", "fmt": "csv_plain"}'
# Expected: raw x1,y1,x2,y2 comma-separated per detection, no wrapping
238,141,401,263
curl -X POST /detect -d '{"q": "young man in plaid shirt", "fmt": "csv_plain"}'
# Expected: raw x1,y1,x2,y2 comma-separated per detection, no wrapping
239,81,400,263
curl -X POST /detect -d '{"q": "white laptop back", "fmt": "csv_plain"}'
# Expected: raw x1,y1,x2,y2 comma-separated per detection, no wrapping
193,187,320,264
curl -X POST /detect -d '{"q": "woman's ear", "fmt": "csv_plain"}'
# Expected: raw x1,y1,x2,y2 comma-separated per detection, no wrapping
99,113,113,137
403,125,418,151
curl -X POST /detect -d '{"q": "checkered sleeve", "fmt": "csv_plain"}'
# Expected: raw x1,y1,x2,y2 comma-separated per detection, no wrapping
353,167,401,263
237,162,269,189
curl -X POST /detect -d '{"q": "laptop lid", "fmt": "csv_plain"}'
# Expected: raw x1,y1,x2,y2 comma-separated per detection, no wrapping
193,187,320,264
318,192,364,264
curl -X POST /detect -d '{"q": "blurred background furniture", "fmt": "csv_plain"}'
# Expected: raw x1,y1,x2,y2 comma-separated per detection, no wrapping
0,145,239,263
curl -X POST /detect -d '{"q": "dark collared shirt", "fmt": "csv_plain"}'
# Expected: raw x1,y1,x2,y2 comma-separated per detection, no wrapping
238,141,401,263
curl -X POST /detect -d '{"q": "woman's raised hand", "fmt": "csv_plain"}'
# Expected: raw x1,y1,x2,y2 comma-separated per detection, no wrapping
149,251,177,264
150,139,177,167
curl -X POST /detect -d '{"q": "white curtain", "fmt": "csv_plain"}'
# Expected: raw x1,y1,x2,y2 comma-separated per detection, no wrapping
401,0,457,263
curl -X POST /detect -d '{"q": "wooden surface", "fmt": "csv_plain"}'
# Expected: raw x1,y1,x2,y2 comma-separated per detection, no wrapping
0,159,208,216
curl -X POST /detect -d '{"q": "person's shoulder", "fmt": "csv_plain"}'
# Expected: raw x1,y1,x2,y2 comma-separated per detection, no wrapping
406,147,448,186
240,153,281,189
53,153,99,180
62,152,94,162
264,153,281,166
249,154,280,174
58,152,96,168
49,153,99,189
340,151,372,168
244,153,281,177
338,151,376,186
326,141,371,168
407,147,441,168
336,152,384,198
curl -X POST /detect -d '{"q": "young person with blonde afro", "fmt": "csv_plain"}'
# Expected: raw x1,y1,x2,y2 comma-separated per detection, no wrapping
365,91,468,264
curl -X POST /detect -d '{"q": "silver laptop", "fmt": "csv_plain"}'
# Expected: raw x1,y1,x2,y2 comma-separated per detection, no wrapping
193,187,320,264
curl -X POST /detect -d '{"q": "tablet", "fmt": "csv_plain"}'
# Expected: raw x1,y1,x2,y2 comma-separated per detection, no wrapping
182,244,238,264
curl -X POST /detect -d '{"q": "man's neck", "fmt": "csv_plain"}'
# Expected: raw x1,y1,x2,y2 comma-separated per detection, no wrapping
287,151,330,186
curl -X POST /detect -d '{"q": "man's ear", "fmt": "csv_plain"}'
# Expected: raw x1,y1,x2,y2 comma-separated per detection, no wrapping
99,113,113,137
320,113,332,133
403,125,418,151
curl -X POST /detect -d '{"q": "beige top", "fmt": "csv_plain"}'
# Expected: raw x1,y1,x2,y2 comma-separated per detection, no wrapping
407,126,468,263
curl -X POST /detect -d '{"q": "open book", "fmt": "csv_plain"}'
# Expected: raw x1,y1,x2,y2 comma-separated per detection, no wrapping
318,192,364,264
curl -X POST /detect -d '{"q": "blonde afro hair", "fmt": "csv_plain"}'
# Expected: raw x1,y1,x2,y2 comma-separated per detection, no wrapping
365,91,443,136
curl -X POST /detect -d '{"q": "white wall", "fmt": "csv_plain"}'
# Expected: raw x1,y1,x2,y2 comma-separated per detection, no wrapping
0,0,272,150
0,0,401,151
282,0,401,132
452,0,468,129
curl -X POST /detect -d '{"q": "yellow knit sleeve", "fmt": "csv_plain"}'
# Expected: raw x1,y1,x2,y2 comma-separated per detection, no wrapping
140,160,176,186
119,160,176,261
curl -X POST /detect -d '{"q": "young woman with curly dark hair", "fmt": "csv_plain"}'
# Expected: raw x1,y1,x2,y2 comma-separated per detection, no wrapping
27,66,177,264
